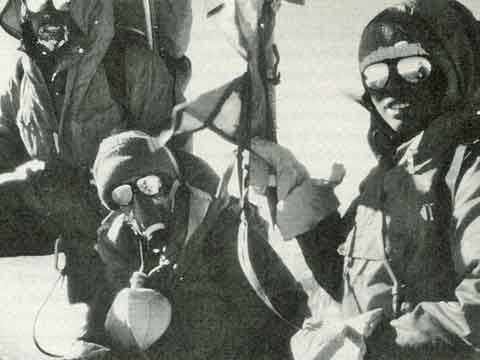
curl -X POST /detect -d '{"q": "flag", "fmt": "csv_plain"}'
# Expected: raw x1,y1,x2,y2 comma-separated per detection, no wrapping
171,75,250,145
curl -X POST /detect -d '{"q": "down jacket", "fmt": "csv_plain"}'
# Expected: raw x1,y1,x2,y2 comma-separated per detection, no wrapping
295,1,480,359
0,0,176,171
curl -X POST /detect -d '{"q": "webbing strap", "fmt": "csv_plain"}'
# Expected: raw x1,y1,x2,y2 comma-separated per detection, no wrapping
237,205,301,330
445,144,467,201
233,1,299,331
235,152,300,330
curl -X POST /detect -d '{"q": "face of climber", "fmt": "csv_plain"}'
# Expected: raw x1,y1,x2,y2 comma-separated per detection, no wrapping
363,52,448,142
111,173,177,242
22,0,75,53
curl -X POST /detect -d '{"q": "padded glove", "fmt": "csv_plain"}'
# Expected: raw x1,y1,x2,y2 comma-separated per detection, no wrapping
250,138,343,239
19,159,105,237
291,308,384,360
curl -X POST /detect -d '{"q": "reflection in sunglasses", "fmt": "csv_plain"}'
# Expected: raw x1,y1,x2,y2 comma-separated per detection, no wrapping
363,56,432,90
112,175,165,206
23,0,70,13
112,184,133,206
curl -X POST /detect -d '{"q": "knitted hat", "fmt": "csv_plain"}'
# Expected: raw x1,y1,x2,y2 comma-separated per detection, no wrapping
358,9,432,73
358,0,480,158
93,130,180,210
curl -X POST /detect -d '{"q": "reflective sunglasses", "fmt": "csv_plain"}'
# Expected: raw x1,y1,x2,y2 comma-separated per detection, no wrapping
111,174,167,207
22,0,71,14
362,56,432,90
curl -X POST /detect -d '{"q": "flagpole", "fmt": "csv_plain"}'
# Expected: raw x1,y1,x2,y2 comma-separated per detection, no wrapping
142,0,161,52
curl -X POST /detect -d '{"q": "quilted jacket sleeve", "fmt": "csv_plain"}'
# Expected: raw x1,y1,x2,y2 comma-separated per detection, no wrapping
0,61,28,172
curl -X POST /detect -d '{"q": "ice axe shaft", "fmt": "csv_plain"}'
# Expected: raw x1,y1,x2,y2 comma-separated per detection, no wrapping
142,0,160,52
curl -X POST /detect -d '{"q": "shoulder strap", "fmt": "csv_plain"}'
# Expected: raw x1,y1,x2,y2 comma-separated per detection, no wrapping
445,144,468,201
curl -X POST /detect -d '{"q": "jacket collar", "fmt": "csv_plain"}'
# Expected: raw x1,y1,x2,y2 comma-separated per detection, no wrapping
392,105,480,175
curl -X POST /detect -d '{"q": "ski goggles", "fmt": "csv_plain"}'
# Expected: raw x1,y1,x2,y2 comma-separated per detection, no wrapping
362,56,432,90
21,0,71,14
111,174,171,207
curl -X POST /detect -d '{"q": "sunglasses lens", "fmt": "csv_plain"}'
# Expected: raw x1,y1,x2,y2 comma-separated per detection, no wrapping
24,0,69,12
51,0,71,11
363,63,389,90
24,0,51,13
397,56,432,84
136,175,163,196
112,184,133,206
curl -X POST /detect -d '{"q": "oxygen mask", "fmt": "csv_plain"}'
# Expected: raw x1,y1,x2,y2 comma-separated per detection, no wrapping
111,173,180,247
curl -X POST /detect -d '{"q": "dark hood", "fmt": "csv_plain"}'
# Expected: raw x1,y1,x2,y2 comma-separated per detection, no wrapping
358,0,480,157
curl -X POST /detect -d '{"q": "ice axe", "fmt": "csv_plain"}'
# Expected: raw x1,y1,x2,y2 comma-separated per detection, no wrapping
168,0,307,328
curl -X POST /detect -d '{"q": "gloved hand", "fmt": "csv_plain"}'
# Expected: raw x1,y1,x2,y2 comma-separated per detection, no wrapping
0,160,46,206
291,308,384,360
0,160,57,255
1,159,95,218
19,159,104,236
250,138,343,239
0,159,46,185
363,320,399,360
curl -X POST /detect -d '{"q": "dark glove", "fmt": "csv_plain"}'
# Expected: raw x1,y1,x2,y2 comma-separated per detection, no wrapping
364,319,399,360
17,160,106,303
0,159,104,256
0,160,57,256
364,316,468,360
22,159,105,237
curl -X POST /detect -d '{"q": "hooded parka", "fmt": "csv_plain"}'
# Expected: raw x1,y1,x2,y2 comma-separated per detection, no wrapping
0,0,175,170
295,1,480,359
79,137,308,360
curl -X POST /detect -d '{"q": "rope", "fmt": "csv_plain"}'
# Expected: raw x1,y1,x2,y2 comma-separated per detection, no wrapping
32,272,65,358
